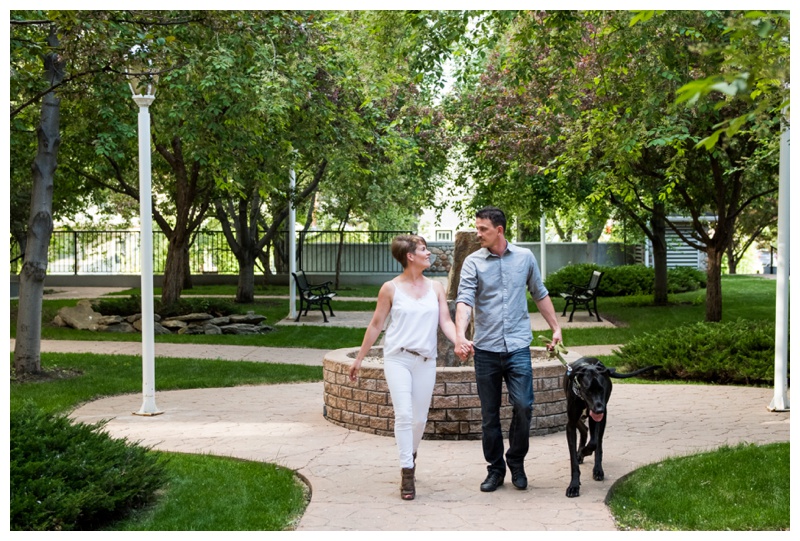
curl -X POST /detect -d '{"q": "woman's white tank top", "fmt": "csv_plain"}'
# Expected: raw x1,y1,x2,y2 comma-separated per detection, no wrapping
383,278,439,359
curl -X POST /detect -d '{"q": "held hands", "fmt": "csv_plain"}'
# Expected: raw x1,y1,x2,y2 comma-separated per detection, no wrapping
455,338,474,362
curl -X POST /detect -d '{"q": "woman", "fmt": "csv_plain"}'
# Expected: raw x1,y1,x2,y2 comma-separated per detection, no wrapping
349,235,460,500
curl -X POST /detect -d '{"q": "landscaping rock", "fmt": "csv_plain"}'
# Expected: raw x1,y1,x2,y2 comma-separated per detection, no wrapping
126,313,162,323
97,315,125,326
177,325,206,335
56,300,101,330
98,322,136,333
132,319,171,335
229,311,267,324
161,319,188,330
54,300,270,337
171,312,213,322
221,323,271,335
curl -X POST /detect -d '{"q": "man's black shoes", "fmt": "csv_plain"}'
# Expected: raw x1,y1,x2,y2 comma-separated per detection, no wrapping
510,465,528,490
480,471,505,492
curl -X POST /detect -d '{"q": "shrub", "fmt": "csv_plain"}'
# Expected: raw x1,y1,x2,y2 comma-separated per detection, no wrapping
544,263,605,296
11,404,168,531
92,295,236,319
92,295,143,318
545,263,707,297
614,319,778,384
667,266,707,293
157,297,236,318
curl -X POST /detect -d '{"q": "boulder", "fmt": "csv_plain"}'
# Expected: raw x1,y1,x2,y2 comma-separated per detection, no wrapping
221,323,271,335
171,312,213,322
98,322,136,333
161,319,188,330
229,311,267,325
203,324,222,335
177,325,207,335
56,300,101,330
206,316,231,326
132,318,172,335
97,315,125,326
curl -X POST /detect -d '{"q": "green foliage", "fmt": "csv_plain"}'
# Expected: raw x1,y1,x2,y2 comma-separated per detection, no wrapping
156,297,237,319
92,295,144,317
544,263,706,297
608,442,789,530
10,403,168,531
666,266,707,292
614,319,778,384
91,295,238,318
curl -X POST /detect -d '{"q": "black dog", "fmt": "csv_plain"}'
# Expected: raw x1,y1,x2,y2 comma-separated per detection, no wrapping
564,357,657,498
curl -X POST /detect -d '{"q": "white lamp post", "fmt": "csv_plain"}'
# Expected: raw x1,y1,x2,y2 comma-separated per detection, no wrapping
289,163,297,320
129,69,162,416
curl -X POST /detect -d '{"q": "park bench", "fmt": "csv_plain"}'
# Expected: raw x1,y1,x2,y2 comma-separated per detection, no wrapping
292,271,337,323
560,270,604,322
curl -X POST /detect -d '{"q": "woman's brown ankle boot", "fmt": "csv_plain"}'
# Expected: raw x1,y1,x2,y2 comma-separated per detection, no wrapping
401,467,415,500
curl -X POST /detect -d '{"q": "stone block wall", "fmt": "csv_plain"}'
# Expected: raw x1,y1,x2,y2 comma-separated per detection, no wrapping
323,347,568,440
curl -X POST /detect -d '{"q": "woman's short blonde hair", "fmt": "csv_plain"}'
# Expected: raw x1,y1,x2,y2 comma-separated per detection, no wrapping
391,234,427,268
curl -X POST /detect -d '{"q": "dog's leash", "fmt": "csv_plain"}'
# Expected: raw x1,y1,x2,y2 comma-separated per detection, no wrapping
538,336,584,398
538,335,571,372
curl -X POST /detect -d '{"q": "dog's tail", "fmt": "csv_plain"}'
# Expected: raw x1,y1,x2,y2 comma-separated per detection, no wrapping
608,365,659,379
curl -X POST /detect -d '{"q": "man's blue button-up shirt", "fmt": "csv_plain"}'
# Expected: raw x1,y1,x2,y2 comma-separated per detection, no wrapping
456,242,548,353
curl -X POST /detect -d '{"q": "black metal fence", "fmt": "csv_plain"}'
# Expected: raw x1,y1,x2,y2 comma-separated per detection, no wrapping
9,229,412,276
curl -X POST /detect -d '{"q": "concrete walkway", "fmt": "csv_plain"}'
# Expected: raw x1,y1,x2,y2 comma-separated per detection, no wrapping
26,285,790,530
69,373,789,531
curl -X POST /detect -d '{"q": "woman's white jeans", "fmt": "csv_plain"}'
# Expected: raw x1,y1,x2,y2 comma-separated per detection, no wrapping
383,351,437,469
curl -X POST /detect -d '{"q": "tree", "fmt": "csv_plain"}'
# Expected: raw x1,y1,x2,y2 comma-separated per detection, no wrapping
12,23,64,375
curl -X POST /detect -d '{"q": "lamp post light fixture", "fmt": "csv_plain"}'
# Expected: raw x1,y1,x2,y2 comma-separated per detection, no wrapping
128,68,162,416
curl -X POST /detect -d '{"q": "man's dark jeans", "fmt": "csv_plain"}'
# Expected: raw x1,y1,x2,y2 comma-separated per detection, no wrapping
473,346,534,476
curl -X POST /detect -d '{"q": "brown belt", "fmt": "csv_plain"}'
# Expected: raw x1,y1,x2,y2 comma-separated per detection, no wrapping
400,348,432,362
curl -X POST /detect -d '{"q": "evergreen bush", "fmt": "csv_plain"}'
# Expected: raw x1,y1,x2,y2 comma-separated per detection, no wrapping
544,263,706,297
614,319,779,384
11,404,168,531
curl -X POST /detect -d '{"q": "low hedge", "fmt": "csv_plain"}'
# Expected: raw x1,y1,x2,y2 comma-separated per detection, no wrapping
92,295,236,318
613,319,780,385
544,263,707,297
11,404,168,531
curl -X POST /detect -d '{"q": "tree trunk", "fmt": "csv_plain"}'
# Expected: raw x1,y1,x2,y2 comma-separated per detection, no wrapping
334,208,350,290
161,232,190,306
705,247,724,322
726,245,738,275
14,27,64,376
182,244,193,290
236,257,256,303
651,203,669,306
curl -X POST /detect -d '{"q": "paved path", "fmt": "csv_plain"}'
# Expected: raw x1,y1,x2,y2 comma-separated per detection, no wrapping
70,378,789,531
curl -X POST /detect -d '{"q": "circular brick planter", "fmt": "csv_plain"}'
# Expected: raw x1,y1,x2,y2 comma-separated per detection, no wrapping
323,346,568,440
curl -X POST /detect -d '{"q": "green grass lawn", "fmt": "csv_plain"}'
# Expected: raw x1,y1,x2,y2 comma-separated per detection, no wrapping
608,442,789,530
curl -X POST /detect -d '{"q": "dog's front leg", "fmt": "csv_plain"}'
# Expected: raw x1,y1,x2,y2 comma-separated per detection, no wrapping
592,417,607,481
566,421,582,497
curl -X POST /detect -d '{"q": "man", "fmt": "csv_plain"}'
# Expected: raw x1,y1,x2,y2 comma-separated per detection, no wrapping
455,206,562,492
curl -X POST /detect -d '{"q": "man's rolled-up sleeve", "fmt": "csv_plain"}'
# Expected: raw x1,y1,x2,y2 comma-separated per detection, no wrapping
456,257,477,307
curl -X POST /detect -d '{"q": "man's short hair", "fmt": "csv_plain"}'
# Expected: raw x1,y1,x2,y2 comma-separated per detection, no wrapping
391,234,427,268
476,206,507,230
